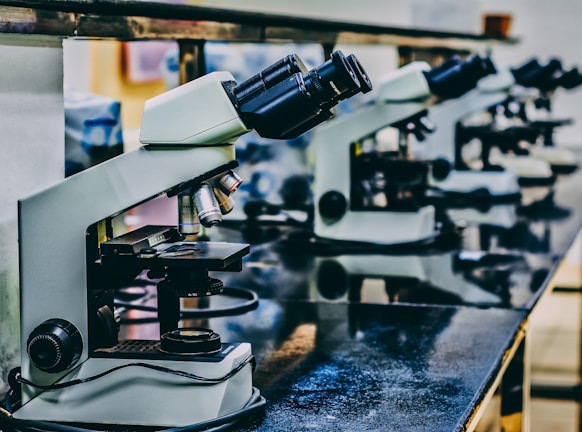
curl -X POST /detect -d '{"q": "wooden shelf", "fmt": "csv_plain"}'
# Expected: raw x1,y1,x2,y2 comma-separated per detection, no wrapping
0,1,519,49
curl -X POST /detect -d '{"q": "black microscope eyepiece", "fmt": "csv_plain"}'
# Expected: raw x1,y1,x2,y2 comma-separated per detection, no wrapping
231,54,308,106
511,57,564,91
344,54,374,97
556,67,582,90
424,54,497,100
225,50,373,140
511,58,542,84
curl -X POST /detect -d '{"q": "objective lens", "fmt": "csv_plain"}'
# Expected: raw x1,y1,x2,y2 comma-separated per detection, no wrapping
217,170,243,195
194,183,222,227
178,193,201,235
213,187,235,215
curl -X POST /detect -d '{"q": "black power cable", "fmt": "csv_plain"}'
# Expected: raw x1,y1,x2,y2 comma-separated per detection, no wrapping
1,357,265,432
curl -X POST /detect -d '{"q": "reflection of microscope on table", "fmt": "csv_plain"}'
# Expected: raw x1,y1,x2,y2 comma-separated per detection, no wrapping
8,51,371,430
313,54,495,245
313,252,508,307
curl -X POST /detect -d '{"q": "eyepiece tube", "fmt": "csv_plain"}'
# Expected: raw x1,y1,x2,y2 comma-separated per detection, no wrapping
512,58,563,89
314,51,361,100
557,67,582,90
511,58,542,84
232,54,308,106
229,50,373,139
424,54,496,99
345,54,373,96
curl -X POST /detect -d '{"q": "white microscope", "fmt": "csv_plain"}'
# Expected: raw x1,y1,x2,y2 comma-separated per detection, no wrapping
10,50,371,430
491,58,582,176
419,67,525,198
312,54,495,245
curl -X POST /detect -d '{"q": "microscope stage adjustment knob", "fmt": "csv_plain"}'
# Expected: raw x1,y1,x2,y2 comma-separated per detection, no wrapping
318,191,348,221
27,318,83,373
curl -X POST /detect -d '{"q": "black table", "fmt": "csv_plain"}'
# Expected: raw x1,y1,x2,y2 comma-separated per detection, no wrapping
202,169,582,431
2,169,581,431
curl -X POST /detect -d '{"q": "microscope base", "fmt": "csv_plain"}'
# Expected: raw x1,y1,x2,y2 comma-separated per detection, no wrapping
315,205,436,245
430,169,521,199
447,204,517,230
14,342,253,428
529,146,579,175
489,153,555,186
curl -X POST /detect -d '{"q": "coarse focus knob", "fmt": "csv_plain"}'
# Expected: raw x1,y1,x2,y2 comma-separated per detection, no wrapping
318,191,348,221
27,318,83,373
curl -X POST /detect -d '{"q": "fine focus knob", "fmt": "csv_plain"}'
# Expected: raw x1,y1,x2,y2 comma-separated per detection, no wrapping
27,318,83,373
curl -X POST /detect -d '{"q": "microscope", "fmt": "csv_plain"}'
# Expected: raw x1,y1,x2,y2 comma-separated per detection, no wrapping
421,57,582,197
312,54,495,245
11,50,371,429
490,58,582,176
419,67,525,198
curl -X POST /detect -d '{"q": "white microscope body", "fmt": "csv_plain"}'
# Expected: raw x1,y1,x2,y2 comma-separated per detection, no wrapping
14,51,371,429
313,55,495,245
421,68,524,198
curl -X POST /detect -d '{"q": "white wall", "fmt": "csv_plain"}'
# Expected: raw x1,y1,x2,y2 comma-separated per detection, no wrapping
0,37,64,392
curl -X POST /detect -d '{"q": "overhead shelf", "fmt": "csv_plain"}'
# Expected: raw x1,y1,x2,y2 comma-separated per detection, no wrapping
0,0,519,49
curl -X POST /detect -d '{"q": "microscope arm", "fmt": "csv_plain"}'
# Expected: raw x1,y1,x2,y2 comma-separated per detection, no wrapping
18,144,235,396
421,68,517,162
313,101,433,210
375,62,432,102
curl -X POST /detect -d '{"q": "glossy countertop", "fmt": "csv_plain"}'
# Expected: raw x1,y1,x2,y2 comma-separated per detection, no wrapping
100,167,581,431
2,166,581,431
206,302,525,431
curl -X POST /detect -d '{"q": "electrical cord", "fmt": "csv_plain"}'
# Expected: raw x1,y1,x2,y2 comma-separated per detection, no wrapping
1,357,266,432
18,355,255,391
1,387,265,432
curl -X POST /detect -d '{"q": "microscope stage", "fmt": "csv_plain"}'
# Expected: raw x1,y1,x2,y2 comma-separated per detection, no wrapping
100,225,250,270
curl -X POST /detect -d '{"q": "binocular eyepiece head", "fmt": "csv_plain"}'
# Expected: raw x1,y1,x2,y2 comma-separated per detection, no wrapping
557,67,582,90
226,50,373,140
424,54,497,100
511,57,566,91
